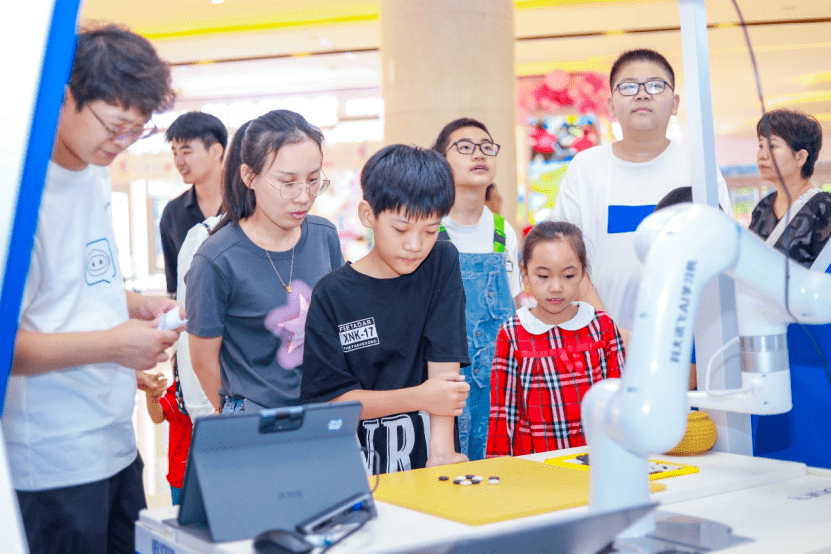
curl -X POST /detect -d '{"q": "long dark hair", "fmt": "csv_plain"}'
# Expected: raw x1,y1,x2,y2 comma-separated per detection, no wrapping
213,110,324,234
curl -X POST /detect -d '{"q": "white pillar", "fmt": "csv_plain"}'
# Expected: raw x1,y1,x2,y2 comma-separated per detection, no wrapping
380,0,518,229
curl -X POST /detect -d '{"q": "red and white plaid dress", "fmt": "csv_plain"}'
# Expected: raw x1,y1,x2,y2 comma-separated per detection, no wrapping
486,304,624,457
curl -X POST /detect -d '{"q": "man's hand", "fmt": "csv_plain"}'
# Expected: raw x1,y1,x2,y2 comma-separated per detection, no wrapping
128,291,184,326
137,371,167,398
107,319,179,370
418,372,469,417
426,451,469,468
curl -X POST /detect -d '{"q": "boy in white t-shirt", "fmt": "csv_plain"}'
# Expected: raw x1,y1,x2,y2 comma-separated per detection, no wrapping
551,49,732,335
2,25,181,554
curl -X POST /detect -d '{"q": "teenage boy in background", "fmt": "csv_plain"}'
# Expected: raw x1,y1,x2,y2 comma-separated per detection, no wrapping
432,119,522,462
551,48,732,336
301,145,470,474
3,25,181,554
161,111,227,296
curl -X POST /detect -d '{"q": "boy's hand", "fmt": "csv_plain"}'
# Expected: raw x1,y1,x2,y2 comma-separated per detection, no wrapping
419,372,469,416
138,371,167,398
426,451,469,468
108,319,179,370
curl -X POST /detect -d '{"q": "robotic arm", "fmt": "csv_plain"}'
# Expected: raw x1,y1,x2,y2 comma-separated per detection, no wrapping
582,203,831,520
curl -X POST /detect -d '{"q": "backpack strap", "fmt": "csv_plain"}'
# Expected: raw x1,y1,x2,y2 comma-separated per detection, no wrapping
493,213,506,253
438,216,506,253
438,224,451,243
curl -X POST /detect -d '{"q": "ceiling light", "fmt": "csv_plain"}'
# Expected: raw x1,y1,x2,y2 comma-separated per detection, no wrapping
211,0,224,4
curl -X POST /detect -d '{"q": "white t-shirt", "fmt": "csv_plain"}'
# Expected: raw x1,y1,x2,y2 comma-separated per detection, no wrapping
551,141,733,330
175,215,222,421
441,207,522,298
2,161,137,491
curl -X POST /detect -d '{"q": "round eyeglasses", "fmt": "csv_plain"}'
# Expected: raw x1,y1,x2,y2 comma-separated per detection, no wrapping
87,105,157,143
262,175,331,199
613,79,673,97
448,139,500,157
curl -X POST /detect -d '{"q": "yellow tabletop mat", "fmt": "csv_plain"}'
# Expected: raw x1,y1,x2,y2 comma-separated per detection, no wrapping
545,452,699,481
372,456,666,526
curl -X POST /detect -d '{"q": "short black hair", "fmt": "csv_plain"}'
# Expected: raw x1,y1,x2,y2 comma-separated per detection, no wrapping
757,109,823,179
654,186,725,213
361,144,455,219
655,187,693,211
70,24,175,117
165,112,228,154
432,118,493,156
609,49,675,89
485,183,497,201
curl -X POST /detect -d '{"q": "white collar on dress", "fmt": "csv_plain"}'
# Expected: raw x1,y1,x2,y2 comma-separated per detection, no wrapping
516,301,596,334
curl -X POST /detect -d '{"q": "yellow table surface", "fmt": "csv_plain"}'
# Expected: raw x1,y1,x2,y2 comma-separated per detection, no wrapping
372,456,666,526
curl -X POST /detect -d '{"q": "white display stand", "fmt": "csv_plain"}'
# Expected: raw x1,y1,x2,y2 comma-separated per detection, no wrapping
136,449,831,554
1,1,82,553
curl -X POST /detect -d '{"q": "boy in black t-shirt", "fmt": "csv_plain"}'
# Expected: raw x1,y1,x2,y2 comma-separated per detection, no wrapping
301,144,471,473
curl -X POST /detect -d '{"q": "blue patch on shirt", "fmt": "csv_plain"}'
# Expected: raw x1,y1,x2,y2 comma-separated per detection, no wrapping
607,205,657,234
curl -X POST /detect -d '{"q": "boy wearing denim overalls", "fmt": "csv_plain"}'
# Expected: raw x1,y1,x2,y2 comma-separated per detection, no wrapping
433,118,522,461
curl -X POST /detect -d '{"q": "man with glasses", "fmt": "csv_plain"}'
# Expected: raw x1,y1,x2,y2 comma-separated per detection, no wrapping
551,49,732,340
3,25,180,554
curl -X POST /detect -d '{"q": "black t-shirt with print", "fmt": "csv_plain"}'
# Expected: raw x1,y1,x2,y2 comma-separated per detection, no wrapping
300,240,469,473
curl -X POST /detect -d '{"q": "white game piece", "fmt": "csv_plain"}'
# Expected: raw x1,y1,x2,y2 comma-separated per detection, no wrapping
158,310,187,331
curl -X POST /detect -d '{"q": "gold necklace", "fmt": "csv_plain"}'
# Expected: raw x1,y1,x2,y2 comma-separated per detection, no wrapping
264,243,295,293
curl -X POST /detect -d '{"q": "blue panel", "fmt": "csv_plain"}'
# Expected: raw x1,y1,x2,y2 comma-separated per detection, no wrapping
753,322,831,468
752,261,831,467
0,0,82,411
607,205,656,234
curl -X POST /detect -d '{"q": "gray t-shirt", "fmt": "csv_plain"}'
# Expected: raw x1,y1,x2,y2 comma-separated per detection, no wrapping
186,215,344,408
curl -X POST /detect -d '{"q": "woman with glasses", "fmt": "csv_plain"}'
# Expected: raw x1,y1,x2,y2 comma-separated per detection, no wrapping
432,118,522,461
186,110,344,413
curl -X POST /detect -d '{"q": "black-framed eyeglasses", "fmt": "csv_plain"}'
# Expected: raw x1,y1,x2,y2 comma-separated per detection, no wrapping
262,174,331,199
613,79,673,97
87,105,157,143
448,139,500,157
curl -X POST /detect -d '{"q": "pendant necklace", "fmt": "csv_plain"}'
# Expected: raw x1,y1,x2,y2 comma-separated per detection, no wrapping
262,231,296,293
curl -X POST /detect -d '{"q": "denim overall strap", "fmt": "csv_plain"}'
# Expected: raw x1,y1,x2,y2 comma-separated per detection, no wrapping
457,251,514,460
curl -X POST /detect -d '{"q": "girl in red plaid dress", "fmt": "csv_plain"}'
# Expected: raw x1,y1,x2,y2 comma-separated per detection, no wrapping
486,221,625,457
